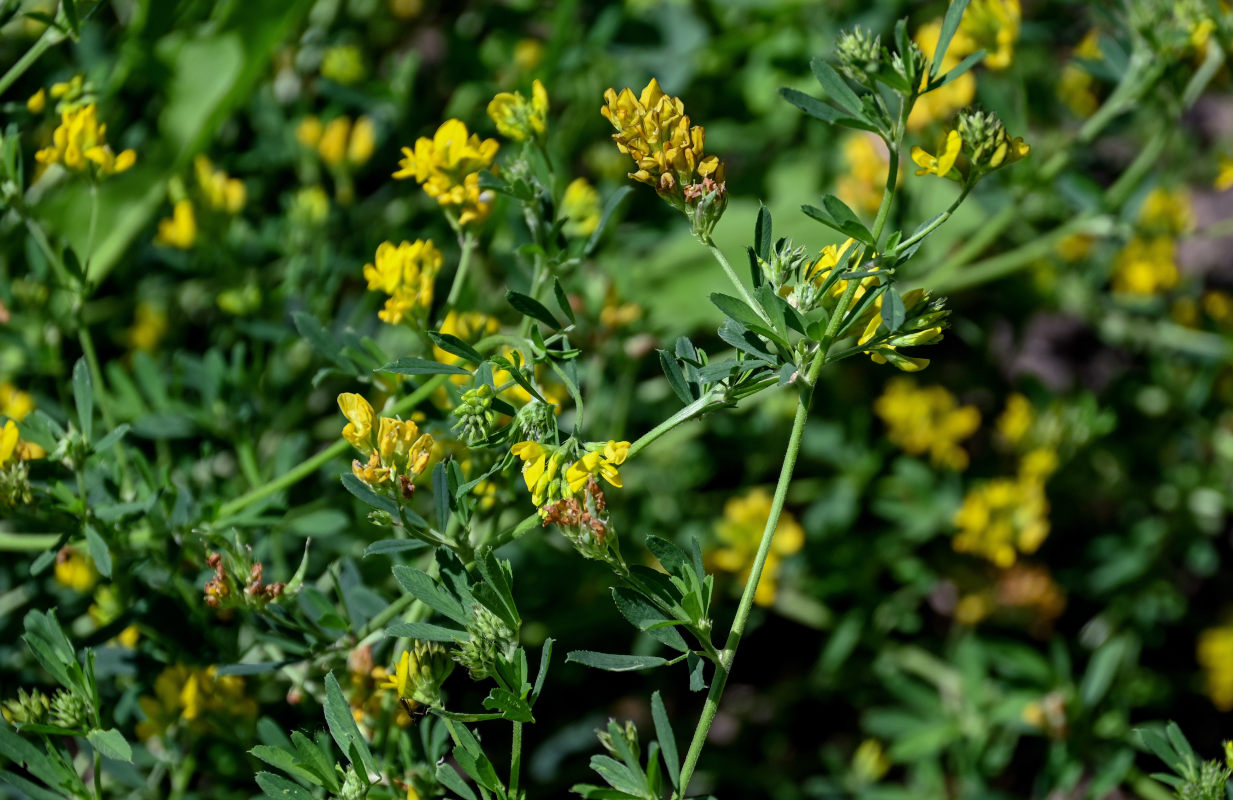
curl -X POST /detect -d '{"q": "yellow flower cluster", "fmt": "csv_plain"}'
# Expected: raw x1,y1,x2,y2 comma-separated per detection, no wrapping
127,302,169,353
298,115,375,168
561,177,602,237
487,79,548,142
156,155,246,250
995,393,1059,483
377,642,453,708
955,563,1066,631
35,103,136,176
362,239,443,325
136,664,256,740
1198,624,1233,711
709,488,804,607
836,134,894,218
394,119,497,226
1058,31,1103,118
55,546,99,593
1,382,45,465
1111,188,1193,297
874,378,980,470
600,78,724,201
338,393,434,490
912,124,1028,181
953,476,1049,567
511,439,629,507
908,1,1020,129
1217,157,1233,191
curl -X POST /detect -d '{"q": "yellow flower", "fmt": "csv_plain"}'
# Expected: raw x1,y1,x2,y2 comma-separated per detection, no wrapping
303,116,374,168
911,130,962,178
27,88,45,113
1138,187,1194,235
394,119,498,225
953,477,1049,567
709,488,804,607
156,200,197,249
487,79,549,142
1018,447,1058,483
54,546,98,593
194,155,245,214
318,117,351,167
0,383,34,422
1111,236,1179,296
1204,290,1233,327
35,103,136,176
601,78,724,200
296,116,323,148
952,0,1021,70
561,177,602,237
514,39,544,72
338,393,376,452
349,116,376,165
874,378,980,470
136,664,256,741
0,385,45,462
377,417,433,477
837,134,893,218
851,740,890,784
512,441,562,506
377,643,453,707
362,239,443,325
291,185,330,225
0,420,18,466
1198,624,1233,711
127,302,169,353
996,393,1034,447
435,310,501,369
908,21,976,131
564,440,630,494
379,649,417,699
1217,157,1233,191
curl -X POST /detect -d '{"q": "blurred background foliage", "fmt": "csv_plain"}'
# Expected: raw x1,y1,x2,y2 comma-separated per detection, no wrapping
2,0,1233,798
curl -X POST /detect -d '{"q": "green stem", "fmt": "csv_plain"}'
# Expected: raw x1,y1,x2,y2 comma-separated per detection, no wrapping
78,326,132,491
0,24,65,99
0,532,63,551
626,392,718,460
896,184,971,253
870,92,907,246
446,231,478,310
215,374,448,519
93,749,103,800
704,241,774,329
509,720,523,799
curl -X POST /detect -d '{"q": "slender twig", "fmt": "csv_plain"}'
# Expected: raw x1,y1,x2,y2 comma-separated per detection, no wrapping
704,241,774,329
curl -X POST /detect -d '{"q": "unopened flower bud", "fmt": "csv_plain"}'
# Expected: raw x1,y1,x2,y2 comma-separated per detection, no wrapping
836,27,883,83
452,384,497,445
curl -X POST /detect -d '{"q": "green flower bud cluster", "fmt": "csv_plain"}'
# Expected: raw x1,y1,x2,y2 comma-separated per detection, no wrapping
857,290,951,373
452,384,497,445
49,689,89,729
760,238,813,291
597,719,641,761
1178,759,1232,800
890,41,928,88
453,605,516,681
836,27,883,83
513,399,555,443
335,766,366,800
3,688,50,725
955,109,1030,173
686,177,728,243
0,459,32,507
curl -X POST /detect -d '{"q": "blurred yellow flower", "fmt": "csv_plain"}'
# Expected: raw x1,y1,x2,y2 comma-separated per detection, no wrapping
1,384,45,462
362,239,443,325
952,0,1021,69
561,177,602,237
601,78,724,200
55,546,99,593
513,39,544,72
996,393,1034,447
851,739,890,784
35,103,136,175
911,130,961,178
1138,187,1194,235
136,664,256,740
0,420,18,467
487,79,549,142
710,487,804,606
1217,157,1233,191
0,383,34,422
194,155,245,214
874,378,980,470
27,88,45,113
128,302,169,353
836,134,892,218
953,477,1049,567
1111,236,1178,296
908,20,976,131
155,200,197,249
394,119,498,226
1198,624,1233,711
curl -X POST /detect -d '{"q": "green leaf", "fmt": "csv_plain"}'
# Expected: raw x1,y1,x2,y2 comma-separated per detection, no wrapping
292,730,340,792
292,311,352,372
1080,635,1130,707
475,550,520,631
72,358,93,443
435,763,479,800
658,350,694,405
881,288,907,332
86,728,132,763
392,566,471,626
323,672,376,776
552,278,577,326
340,473,400,516
754,204,772,263
83,525,112,579
779,87,840,123
709,293,765,329
62,0,78,34
483,688,535,723
611,588,688,652
566,651,669,671
506,289,561,329
377,357,470,376
931,0,972,79
931,49,985,90
255,771,315,800
363,539,431,557
427,332,484,364
822,194,875,244
432,462,450,535
810,57,866,118
92,424,130,453
386,621,469,642
590,754,647,796
444,720,504,792
250,745,319,787
531,638,554,703
687,652,707,691
801,203,872,245
651,691,680,789
22,609,78,690
584,185,634,257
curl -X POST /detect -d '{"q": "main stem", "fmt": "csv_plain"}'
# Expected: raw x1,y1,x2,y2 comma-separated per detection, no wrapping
509,720,524,798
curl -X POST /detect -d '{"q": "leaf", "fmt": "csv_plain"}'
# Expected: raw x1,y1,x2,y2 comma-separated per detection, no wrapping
566,651,669,671
475,550,520,631
532,638,554,702
433,462,450,535
92,424,130,453
249,746,318,787
86,729,132,763
392,565,471,626
426,332,484,364
435,762,479,800
801,203,873,245
340,473,400,516
754,205,772,263
506,289,560,329
822,194,875,245
483,688,535,723
292,311,352,371
611,588,688,652
363,539,431,557
552,278,577,326
585,185,634,257
779,87,840,123
810,57,865,118
881,287,907,332
590,754,647,796
22,609,78,690
377,357,470,376
931,49,985,90
83,525,112,579
62,0,78,34
709,293,766,330
255,771,314,800
687,652,707,691
386,621,469,642
931,0,972,79
658,350,694,405
323,672,376,776
651,691,680,789
72,358,93,443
